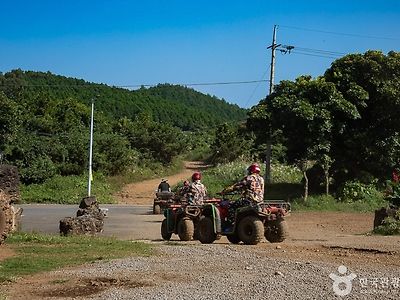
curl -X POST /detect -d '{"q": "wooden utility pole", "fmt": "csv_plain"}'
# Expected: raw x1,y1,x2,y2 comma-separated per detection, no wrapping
268,25,279,94
265,25,280,186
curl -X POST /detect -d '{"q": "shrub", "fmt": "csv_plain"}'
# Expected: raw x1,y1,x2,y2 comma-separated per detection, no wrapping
374,211,400,235
339,181,384,205
21,173,113,204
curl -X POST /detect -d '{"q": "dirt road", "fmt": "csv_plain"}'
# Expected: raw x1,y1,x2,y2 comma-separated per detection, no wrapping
114,161,207,205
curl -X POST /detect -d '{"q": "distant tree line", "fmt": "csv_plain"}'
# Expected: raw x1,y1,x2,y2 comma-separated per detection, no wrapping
0,71,246,184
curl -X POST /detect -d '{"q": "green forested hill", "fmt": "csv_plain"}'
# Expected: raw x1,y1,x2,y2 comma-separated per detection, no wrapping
0,70,246,130
0,69,247,185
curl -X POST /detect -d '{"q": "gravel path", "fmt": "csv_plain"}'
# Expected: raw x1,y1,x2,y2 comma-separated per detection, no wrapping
23,243,399,300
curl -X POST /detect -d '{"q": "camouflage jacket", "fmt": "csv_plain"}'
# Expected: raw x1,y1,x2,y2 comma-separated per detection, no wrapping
236,173,264,203
190,181,207,205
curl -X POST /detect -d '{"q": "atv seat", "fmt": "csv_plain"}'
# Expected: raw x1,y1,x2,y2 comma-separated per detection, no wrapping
156,191,175,200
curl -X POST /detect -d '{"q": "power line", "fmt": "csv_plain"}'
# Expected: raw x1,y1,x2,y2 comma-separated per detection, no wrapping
0,79,270,89
290,46,346,56
120,79,271,88
289,51,340,59
277,44,344,59
244,69,270,108
279,25,400,41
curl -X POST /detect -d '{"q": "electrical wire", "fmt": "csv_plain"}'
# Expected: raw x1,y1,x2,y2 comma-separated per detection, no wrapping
287,51,340,59
279,25,400,41
243,69,270,108
289,46,346,56
0,79,270,89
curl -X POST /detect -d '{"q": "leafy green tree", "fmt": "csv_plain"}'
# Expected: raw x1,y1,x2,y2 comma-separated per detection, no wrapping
210,123,251,164
248,76,359,198
0,93,18,151
115,114,188,164
324,50,400,182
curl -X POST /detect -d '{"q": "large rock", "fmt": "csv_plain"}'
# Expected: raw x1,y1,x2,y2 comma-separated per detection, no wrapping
0,164,21,245
59,196,105,236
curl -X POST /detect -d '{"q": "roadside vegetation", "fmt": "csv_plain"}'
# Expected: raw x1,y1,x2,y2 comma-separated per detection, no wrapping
374,211,400,235
1,50,399,216
21,158,184,204
203,160,387,212
0,232,153,283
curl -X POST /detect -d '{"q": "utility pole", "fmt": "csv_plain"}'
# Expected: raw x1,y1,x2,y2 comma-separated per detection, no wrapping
87,98,94,197
265,25,280,187
268,24,279,94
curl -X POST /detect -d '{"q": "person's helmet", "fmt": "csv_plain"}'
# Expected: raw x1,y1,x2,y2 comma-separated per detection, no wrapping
192,172,201,181
183,180,190,186
161,178,168,182
247,163,261,174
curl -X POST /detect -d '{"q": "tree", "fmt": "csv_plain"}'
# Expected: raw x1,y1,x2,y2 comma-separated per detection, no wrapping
324,51,400,182
248,76,359,199
210,123,251,164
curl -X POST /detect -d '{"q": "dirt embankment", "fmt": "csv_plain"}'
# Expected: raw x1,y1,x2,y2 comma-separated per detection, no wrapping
113,161,208,205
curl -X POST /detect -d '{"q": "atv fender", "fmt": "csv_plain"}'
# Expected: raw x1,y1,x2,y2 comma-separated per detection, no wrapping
201,204,221,233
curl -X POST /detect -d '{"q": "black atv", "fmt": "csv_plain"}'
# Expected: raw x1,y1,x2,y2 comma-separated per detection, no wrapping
153,191,176,214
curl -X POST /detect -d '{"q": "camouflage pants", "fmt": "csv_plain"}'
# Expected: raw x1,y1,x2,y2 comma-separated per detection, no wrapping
227,199,253,225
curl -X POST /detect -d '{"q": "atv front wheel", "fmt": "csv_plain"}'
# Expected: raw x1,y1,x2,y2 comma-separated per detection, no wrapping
226,233,241,244
177,217,194,241
198,216,217,244
161,219,172,240
265,219,288,243
237,215,264,245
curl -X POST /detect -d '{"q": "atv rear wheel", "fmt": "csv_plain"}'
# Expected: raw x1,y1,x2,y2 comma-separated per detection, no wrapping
161,219,172,240
226,233,240,244
265,219,288,243
177,217,194,241
237,215,264,245
198,216,217,244
153,204,161,215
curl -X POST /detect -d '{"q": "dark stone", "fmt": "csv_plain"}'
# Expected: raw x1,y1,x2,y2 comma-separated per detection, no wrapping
374,206,399,228
59,196,105,236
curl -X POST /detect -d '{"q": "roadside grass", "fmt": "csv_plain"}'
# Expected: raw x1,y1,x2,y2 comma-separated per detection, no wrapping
21,173,113,204
203,160,386,212
21,158,184,204
292,195,387,213
0,232,153,283
202,160,303,197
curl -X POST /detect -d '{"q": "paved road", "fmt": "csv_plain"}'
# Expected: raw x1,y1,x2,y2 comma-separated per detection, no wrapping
17,204,165,241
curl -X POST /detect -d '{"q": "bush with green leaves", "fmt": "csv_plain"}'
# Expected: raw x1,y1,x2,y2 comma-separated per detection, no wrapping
270,163,302,183
21,173,113,204
374,210,400,235
339,181,384,204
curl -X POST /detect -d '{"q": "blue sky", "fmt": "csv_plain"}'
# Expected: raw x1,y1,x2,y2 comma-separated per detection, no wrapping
0,0,399,108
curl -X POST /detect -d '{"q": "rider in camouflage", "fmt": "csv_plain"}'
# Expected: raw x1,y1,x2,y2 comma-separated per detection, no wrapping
224,163,264,202
189,172,207,205
223,163,265,226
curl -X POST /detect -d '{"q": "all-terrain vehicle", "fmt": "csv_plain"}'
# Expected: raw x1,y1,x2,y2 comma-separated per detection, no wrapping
161,199,221,241
161,204,202,241
153,191,176,214
197,192,290,245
